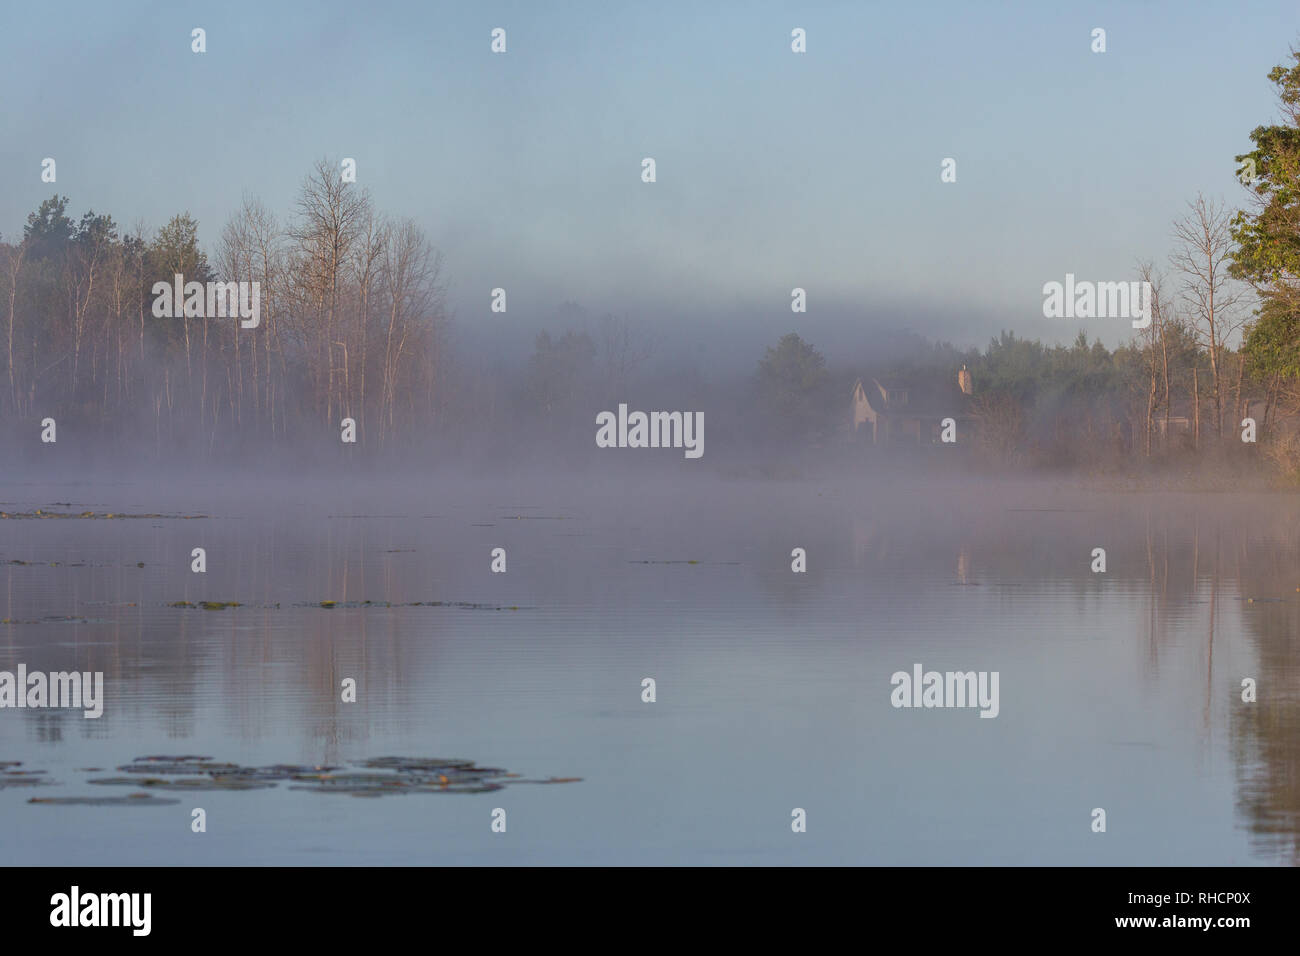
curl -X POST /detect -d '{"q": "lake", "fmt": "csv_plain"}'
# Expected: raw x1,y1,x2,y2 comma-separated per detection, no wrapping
1,472,1297,865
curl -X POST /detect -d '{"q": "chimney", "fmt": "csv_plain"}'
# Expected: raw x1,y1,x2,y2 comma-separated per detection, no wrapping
957,364,972,395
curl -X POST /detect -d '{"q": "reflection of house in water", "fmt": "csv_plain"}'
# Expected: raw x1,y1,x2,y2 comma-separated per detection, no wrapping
851,367,976,445
852,516,873,566
852,515,896,567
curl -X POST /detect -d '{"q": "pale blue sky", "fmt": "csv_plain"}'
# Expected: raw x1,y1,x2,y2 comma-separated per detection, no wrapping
1,0,1295,364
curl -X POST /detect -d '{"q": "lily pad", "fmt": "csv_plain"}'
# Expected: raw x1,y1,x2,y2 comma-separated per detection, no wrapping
13,752,582,802
29,793,181,806
289,772,409,787
412,781,506,794
1,769,54,789
133,755,214,762
224,764,342,780
117,761,241,775
358,757,476,771
90,774,276,791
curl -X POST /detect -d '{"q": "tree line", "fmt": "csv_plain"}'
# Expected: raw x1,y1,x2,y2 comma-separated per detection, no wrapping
5,43,1300,475
753,44,1300,476
0,159,447,453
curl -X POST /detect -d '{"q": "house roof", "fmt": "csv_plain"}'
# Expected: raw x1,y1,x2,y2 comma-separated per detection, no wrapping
855,375,969,418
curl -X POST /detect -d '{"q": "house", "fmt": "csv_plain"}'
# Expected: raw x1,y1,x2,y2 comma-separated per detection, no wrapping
851,366,976,445
1154,416,1192,437
1150,399,1197,444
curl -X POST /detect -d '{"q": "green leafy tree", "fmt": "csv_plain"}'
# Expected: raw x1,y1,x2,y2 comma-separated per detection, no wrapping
756,332,831,439
23,195,74,259
148,212,210,285
971,330,1047,402
1244,296,1300,380
145,212,212,375
1232,46,1300,317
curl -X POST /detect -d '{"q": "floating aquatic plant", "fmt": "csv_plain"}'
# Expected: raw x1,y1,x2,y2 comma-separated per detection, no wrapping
359,757,476,771
89,776,276,791
134,764,239,777
0,616,101,625
288,772,508,797
0,511,207,520
1,769,56,789
300,600,524,611
16,755,580,802
30,794,180,806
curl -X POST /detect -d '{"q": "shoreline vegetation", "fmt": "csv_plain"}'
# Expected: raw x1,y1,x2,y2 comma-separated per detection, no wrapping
5,51,1300,484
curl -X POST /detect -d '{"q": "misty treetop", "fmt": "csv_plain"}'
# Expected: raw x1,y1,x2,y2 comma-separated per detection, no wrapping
0,160,447,452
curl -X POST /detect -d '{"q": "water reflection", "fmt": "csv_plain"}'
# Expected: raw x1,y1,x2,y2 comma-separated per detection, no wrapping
1,478,1298,863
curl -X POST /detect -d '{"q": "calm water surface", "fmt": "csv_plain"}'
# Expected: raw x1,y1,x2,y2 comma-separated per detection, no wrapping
1,474,1297,865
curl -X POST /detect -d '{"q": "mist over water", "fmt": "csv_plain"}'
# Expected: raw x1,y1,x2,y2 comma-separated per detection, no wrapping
2,470,1296,864
4,1,1300,877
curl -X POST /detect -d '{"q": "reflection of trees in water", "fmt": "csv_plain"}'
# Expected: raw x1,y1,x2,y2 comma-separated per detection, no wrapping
229,516,438,761
1,515,439,761
1224,510,1300,864
841,490,1300,863
7,485,1300,858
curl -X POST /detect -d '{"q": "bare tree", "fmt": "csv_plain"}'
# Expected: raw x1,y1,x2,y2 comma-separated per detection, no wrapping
1136,260,1173,451
350,208,387,438
0,167,452,453
68,214,115,395
1170,194,1247,440
290,159,370,423
240,197,284,432
379,218,443,442
127,220,148,360
2,237,27,413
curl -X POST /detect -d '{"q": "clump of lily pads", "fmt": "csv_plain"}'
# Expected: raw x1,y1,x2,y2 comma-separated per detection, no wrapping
289,757,582,797
0,510,207,520
1,766,55,789
17,754,581,802
305,600,523,610
88,776,276,792
163,600,521,612
30,794,180,806
1,616,101,625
